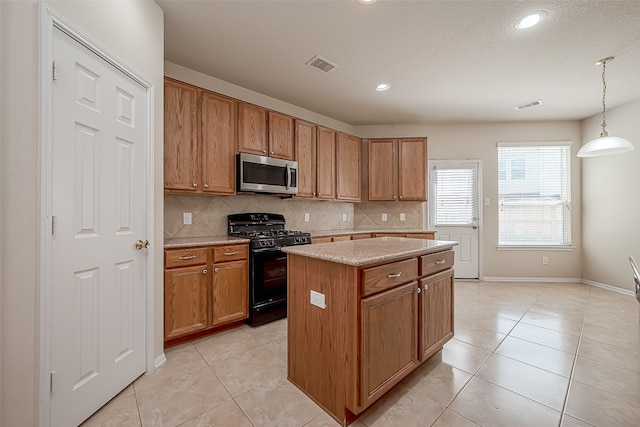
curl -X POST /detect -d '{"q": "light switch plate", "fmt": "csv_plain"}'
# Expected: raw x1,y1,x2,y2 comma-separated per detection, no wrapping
485,198,491,206
382,213,388,222
400,213,406,221
304,213,310,222
342,213,347,221
183,212,192,225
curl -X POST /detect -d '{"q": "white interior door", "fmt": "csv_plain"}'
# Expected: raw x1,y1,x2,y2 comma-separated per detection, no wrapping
429,161,480,279
50,27,148,426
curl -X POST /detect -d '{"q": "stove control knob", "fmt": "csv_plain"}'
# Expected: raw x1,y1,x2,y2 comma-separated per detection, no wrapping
259,241,266,247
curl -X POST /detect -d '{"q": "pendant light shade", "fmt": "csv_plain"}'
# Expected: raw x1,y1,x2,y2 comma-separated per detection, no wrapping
577,57,634,158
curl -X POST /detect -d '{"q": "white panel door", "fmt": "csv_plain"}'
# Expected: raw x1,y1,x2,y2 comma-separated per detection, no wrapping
429,161,480,279
50,27,147,426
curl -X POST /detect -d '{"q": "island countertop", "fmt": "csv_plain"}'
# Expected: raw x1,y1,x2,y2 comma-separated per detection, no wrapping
282,236,457,266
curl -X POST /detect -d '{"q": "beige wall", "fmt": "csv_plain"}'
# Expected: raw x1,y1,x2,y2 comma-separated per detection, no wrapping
581,98,640,292
0,1,164,425
355,122,583,280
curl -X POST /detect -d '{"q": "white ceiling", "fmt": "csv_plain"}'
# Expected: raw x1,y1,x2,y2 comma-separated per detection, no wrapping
158,0,640,126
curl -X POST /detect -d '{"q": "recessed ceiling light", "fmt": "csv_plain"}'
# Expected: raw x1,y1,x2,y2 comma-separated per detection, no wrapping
515,11,547,30
375,83,390,92
356,0,377,5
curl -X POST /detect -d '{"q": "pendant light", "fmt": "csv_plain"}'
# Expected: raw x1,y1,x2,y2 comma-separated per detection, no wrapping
577,57,634,157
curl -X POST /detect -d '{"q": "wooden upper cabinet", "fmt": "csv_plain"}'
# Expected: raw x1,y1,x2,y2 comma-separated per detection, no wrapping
368,139,397,201
268,111,295,160
316,126,336,200
367,137,427,201
398,138,427,201
201,91,236,194
237,102,268,155
336,133,361,201
164,78,200,191
295,120,317,198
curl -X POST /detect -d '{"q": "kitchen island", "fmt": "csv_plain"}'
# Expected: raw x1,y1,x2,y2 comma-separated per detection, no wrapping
282,237,457,426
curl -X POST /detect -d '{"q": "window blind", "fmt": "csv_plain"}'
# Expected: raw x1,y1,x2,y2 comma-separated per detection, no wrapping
497,143,571,246
433,165,477,225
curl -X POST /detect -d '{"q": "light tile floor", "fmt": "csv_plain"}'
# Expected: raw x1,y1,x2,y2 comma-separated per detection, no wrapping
82,281,640,427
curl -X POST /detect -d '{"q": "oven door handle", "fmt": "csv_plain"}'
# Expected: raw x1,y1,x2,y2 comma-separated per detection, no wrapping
252,246,284,254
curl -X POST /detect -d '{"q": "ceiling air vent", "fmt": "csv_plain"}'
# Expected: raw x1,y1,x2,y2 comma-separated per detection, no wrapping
306,55,338,73
515,99,543,110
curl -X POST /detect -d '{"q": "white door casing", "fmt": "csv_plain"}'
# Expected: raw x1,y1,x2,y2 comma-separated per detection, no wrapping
429,161,482,279
40,7,153,425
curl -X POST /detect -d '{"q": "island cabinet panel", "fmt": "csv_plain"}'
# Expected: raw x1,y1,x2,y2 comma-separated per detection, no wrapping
420,269,454,361
360,281,419,408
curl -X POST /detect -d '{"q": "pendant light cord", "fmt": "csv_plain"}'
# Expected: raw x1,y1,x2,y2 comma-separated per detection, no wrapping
600,60,608,136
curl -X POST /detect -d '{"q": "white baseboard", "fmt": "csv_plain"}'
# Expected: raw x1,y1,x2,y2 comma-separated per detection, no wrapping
481,276,635,298
153,353,167,370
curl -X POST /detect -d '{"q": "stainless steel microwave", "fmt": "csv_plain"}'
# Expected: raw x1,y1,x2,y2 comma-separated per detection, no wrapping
237,153,298,195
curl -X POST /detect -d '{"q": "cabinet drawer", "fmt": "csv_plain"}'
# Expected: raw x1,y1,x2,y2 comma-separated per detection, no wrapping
420,250,454,277
312,237,333,244
405,232,435,240
362,258,418,296
165,248,208,269
351,233,372,240
332,235,352,242
212,244,248,262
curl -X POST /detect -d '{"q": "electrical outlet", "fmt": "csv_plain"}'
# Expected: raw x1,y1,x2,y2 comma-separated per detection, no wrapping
542,256,548,265
342,213,347,221
304,213,310,222
400,213,406,221
485,198,491,206
381,213,388,222
183,212,192,225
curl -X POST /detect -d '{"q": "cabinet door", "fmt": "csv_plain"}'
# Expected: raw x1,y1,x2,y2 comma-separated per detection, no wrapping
201,91,236,194
268,111,295,160
361,281,419,407
420,269,454,361
398,138,427,201
238,102,268,155
368,139,397,201
336,133,361,201
212,260,248,326
164,265,209,340
164,78,200,191
316,126,335,199
295,120,317,198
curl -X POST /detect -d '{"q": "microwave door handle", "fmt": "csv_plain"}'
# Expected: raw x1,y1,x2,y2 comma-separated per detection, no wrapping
286,164,291,190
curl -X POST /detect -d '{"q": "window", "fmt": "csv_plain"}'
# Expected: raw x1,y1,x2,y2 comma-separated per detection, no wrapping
433,165,477,225
497,143,571,246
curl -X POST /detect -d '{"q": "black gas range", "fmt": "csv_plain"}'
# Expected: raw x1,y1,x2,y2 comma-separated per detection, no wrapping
228,213,311,326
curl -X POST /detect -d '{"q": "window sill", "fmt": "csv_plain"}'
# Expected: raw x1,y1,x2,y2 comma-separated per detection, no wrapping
496,245,575,251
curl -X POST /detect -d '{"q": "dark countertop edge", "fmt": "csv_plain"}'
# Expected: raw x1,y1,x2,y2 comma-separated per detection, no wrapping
164,236,250,249
282,238,458,267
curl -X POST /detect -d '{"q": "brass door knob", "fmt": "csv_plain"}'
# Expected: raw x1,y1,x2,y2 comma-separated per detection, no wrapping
135,240,150,250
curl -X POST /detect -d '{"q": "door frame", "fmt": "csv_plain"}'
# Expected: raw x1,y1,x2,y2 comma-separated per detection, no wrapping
38,5,156,425
427,159,484,280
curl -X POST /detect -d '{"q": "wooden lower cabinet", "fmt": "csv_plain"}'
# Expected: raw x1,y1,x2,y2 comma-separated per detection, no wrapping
212,259,248,325
360,281,419,407
164,265,209,340
164,244,248,345
287,249,454,425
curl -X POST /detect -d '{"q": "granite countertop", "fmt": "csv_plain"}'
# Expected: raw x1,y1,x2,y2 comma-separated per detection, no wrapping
282,237,457,266
311,229,435,238
164,236,250,248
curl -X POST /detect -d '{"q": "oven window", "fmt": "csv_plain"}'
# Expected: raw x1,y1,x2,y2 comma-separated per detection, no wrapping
252,251,287,305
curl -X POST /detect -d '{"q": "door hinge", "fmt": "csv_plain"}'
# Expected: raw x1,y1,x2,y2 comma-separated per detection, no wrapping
50,371,56,393
51,215,57,235
52,60,58,81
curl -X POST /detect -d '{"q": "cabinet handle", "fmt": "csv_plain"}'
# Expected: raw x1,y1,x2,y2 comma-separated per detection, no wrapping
263,150,267,153
435,260,446,265
192,183,197,188
313,192,316,196
393,195,397,199
214,267,220,273
387,272,403,279
202,269,208,274
318,192,321,196
416,287,421,294
424,284,429,291
224,251,239,256
179,255,197,260
203,184,209,188
270,151,274,154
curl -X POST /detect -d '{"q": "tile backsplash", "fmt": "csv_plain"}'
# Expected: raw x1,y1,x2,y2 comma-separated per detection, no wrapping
164,194,425,238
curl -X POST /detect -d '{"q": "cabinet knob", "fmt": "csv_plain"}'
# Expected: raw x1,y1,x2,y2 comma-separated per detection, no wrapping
192,183,197,188
416,287,421,294
203,184,209,188
263,150,267,153
424,284,429,291
393,195,397,199
202,269,208,274
270,151,274,154
338,194,341,197
318,192,321,196
214,267,220,273
313,192,316,196
399,195,403,199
